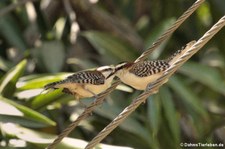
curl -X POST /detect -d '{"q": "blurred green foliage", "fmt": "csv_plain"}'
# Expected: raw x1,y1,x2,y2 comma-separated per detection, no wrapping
0,0,225,149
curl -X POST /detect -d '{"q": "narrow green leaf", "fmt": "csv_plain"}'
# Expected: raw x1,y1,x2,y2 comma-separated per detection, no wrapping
0,56,11,71
160,87,180,144
1,124,134,149
0,96,55,126
15,89,43,99
0,14,26,51
0,59,27,97
0,100,23,116
95,102,150,144
32,41,65,73
147,95,161,136
179,62,225,96
115,84,133,93
0,114,50,128
83,31,138,63
168,76,207,118
31,89,65,109
17,73,71,90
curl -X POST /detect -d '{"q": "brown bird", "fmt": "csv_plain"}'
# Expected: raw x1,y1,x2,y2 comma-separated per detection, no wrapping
113,41,196,90
114,60,169,90
44,65,115,99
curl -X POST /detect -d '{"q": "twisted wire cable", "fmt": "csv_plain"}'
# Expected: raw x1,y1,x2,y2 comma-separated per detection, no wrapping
47,0,204,148
85,15,225,149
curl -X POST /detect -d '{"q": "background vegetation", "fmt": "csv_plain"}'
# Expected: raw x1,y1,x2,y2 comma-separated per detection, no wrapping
0,0,225,148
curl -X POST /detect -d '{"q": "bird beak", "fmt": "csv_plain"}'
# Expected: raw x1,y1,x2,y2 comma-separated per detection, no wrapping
106,70,116,79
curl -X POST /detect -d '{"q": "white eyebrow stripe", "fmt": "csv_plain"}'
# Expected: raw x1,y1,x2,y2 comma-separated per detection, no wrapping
97,66,114,71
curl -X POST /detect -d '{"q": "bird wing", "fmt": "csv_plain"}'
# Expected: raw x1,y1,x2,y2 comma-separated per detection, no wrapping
44,70,105,91
129,60,170,77
66,70,105,85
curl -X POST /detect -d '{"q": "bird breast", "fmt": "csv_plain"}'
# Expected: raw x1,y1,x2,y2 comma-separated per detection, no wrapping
81,76,114,97
118,71,163,90
58,76,114,98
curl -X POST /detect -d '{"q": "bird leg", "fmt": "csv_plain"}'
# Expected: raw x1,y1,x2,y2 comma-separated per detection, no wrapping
83,86,100,106
73,93,87,108
87,88,98,98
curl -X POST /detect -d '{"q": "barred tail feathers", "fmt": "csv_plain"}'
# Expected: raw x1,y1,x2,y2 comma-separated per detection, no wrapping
166,40,196,64
44,79,68,90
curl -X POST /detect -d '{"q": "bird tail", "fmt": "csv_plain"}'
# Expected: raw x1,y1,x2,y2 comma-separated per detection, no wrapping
166,40,196,64
44,80,66,90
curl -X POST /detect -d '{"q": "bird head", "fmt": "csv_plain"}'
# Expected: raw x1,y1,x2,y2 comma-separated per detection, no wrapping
114,62,133,77
97,65,115,79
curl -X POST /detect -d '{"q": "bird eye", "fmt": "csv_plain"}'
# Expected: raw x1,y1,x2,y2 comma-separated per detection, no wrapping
103,68,109,71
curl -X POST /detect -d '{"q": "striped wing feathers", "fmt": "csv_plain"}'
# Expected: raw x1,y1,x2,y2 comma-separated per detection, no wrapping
44,70,105,90
66,70,105,85
129,60,170,77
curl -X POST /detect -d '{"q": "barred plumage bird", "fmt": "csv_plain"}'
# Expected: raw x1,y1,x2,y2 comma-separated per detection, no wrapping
114,41,196,90
44,66,115,99
114,60,169,90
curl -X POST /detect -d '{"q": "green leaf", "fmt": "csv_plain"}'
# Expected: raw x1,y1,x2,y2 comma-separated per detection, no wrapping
32,40,65,73
196,2,212,26
0,100,23,116
179,62,225,96
147,95,161,136
1,124,134,149
83,31,138,63
0,14,26,51
0,100,47,127
115,84,133,93
15,89,44,99
0,59,27,97
0,115,51,128
0,56,11,71
0,96,55,126
31,89,65,110
168,76,207,118
160,87,180,144
17,73,71,90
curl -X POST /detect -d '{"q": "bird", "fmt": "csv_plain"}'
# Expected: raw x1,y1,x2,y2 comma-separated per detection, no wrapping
113,41,196,90
114,60,169,90
44,65,116,100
